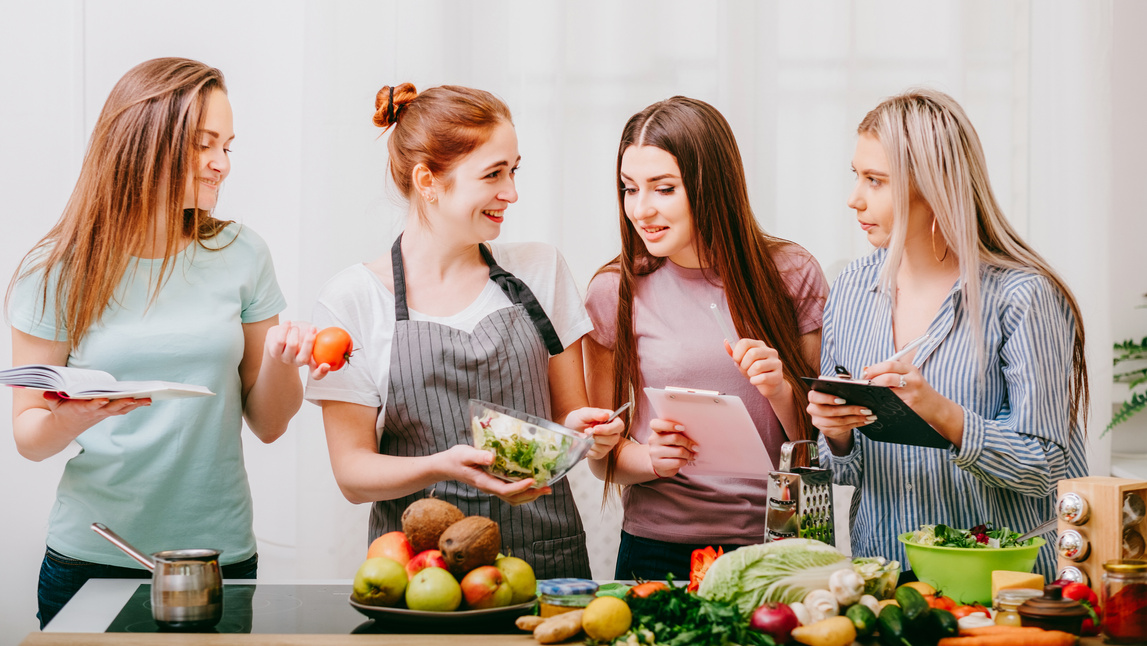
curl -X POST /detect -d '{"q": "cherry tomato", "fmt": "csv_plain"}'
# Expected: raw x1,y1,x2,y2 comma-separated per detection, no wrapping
312,327,354,371
1061,581,1099,606
926,594,958,611
628,581,669,598
951,604,991,619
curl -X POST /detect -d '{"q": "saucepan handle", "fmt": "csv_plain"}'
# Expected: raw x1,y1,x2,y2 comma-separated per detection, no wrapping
91,522,155,571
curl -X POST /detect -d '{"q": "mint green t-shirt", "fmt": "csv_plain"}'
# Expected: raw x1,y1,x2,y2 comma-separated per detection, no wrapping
9,224,286,568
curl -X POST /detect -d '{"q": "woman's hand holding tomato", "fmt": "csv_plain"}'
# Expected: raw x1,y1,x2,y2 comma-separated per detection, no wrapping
265,320,330,380
308,326,357,379
728,338,787,400
564,407,625,460
647,417,696,480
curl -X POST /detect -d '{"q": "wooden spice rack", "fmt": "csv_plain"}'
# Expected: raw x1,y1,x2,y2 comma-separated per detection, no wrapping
1056,476,1147,595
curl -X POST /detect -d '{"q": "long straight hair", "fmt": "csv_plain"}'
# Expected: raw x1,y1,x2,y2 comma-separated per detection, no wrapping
859,88,1089,432
598,96,820,490
7,57,232,350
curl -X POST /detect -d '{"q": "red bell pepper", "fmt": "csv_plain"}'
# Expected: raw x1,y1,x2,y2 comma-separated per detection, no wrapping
687,545,724,593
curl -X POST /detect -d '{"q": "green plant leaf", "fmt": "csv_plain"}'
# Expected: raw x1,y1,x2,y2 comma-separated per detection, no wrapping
1104,390,1147,437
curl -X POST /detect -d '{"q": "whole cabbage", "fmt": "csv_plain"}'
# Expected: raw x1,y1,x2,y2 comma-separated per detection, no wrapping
696,539,851,615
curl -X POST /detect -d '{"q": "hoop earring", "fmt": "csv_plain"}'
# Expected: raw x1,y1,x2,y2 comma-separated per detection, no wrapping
931,217,949,262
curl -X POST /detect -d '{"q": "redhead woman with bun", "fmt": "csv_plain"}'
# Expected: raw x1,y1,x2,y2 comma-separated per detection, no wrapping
7,58,322,627
305,84,623,578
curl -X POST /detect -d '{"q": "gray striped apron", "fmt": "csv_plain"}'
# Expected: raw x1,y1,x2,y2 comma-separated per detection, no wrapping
368,235,591,579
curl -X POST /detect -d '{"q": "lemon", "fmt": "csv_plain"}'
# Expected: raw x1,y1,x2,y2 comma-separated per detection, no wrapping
582,596,633,641
898,580,936,596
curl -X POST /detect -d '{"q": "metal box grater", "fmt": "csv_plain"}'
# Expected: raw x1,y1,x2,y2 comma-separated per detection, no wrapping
764,439,835,545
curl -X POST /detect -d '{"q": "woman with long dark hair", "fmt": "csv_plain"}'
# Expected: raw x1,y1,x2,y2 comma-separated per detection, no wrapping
584,96,829,579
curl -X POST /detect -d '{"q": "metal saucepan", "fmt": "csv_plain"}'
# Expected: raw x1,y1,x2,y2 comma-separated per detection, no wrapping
91,522,223,631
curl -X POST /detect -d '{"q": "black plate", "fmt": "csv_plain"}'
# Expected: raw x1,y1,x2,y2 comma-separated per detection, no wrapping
348,594,537,627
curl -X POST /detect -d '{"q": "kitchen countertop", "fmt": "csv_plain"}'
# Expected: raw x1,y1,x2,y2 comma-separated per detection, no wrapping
24,578,540,645
20,579,1112,646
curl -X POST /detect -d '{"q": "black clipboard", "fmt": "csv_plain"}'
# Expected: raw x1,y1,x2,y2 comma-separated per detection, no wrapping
802,376,950,449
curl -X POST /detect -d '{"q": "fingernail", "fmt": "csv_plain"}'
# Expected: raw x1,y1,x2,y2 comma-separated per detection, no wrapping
860,408,873,415
866,415,878,423
674,425,685,432
834,398,847,405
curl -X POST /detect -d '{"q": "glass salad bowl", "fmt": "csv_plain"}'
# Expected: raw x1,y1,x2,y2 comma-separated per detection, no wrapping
468,399,594,488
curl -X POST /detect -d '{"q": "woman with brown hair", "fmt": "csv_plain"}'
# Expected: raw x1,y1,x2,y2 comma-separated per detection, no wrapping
7,58,321,627
808,88,1088,579
305,83,623,579
584,96,829,579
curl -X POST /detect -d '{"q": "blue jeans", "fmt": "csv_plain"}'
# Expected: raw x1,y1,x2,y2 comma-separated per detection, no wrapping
37,546,258,629
614,530,747,582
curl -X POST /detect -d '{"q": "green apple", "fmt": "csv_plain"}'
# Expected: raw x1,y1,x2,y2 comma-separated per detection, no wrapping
405,566,462,611
353,557,408,607
494,555,536,605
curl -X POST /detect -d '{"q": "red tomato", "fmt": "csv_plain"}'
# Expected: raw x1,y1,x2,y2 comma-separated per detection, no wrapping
927,594,958,611
628,581,669,598
312,327,354,371
1061,582,1099,606
951,604,991,619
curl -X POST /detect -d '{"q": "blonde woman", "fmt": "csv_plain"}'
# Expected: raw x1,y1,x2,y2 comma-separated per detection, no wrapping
808,89,1088,579
7,58,321,627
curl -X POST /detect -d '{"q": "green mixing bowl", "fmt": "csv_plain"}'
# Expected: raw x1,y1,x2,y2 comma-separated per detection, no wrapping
897,532,1045,605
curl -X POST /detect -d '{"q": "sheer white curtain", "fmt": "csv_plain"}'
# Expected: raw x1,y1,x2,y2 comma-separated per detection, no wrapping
0,1,1124,641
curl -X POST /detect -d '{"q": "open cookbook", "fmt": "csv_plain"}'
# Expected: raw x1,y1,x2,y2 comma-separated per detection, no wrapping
0,364,214,401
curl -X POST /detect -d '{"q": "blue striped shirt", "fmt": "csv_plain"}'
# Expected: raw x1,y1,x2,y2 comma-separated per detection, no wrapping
817,248,1088,579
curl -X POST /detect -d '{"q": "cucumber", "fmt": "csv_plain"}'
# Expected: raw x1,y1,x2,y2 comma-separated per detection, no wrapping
877,604,913,646
928,608,959,639
845,603,878,638
894,585,932,625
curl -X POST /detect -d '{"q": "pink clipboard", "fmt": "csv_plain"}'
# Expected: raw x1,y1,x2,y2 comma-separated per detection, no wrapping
643,386,773,479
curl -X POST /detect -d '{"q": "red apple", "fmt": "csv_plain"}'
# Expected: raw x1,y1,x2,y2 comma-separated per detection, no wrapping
367,531,414,566
405,549,448,578
460,565,513,609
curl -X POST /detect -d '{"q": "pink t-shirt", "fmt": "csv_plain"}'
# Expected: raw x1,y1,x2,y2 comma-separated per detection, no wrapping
584,244,828,544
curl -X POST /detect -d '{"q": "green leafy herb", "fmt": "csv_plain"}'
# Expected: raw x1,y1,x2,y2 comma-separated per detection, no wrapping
591,577,774,646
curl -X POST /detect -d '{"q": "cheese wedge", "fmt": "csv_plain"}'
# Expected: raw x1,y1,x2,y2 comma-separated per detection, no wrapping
991,570,1044,600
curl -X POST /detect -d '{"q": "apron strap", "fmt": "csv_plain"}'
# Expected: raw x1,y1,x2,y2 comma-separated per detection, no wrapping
480,243,565,356
390,234,565,356
391,235,412,321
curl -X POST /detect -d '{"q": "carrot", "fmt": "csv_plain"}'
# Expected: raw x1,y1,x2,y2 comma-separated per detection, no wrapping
939,629,1077,646
958,626,1047,636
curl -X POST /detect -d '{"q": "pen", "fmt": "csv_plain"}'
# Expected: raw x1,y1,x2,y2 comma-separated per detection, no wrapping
883,333,930,364
709,303,739,344
605,401,632,423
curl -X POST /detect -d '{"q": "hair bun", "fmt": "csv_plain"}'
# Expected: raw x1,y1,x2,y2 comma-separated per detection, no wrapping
374,83,417,129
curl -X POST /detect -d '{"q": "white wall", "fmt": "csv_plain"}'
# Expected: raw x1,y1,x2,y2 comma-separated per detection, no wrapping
1,1,1138,642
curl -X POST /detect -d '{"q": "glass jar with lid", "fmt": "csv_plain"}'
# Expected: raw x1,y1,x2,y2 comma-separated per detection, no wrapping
995,588,1043,626
1102,559,1147,644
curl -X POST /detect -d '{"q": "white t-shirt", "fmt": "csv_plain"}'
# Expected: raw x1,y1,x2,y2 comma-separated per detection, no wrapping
305,242,592,441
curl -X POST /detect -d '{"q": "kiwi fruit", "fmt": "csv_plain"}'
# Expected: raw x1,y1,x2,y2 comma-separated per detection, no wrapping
401,497,465,554
438,516,501,576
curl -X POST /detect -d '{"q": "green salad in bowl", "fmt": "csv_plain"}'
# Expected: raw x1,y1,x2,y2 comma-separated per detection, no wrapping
468,399,593,488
